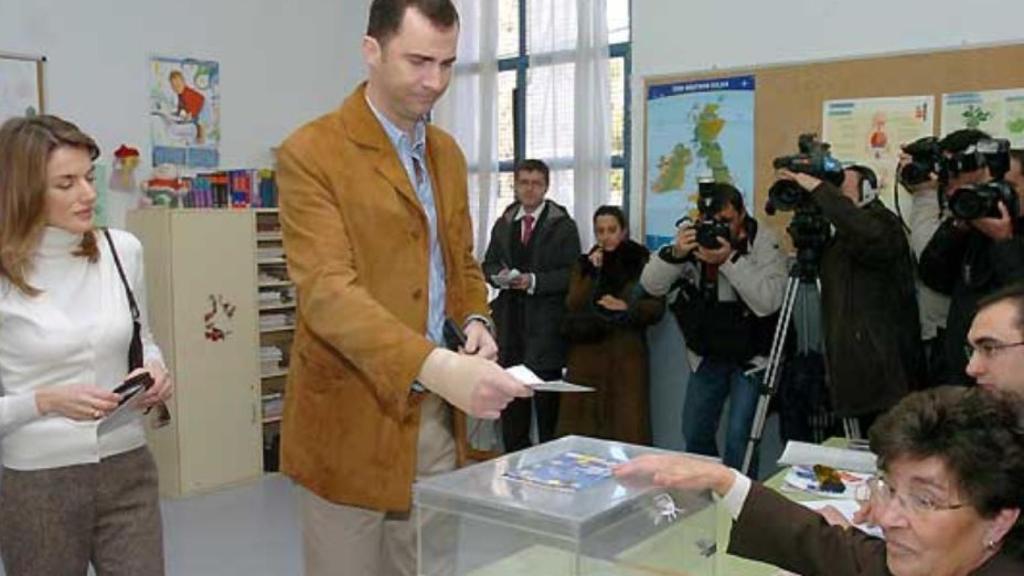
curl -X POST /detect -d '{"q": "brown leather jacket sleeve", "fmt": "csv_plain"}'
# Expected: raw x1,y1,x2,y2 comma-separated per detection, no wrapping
728,483,891,576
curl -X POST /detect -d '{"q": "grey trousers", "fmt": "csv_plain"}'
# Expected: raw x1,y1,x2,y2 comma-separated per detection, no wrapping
0,447,164,576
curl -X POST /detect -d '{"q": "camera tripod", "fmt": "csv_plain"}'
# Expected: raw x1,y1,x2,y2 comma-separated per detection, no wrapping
740,252,862,476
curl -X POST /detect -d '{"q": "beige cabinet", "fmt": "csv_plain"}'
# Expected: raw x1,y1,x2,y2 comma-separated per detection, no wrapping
127,208,262,497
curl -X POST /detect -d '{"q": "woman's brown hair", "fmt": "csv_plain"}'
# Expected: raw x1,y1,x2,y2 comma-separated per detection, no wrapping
0,115,100,296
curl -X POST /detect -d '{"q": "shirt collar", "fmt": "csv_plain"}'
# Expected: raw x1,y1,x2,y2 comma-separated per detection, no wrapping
365,93,427,154
515,202,546,222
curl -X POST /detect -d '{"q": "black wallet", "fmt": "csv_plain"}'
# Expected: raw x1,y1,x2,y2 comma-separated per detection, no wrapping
113,372,154,406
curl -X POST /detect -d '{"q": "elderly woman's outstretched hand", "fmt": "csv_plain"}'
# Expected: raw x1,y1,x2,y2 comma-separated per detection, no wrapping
614,453,737,497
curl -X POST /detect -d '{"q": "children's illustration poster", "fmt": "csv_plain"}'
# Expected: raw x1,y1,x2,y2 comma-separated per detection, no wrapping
941,88,1024,148
149,56,220,168
822,96,934,224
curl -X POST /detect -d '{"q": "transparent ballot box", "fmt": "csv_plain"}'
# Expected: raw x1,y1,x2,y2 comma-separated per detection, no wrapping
414,436,717,576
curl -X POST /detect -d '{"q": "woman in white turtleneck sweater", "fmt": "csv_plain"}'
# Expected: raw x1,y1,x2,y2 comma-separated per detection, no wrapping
0,115,173,575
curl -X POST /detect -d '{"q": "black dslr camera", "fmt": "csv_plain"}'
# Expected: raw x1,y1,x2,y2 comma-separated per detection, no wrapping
898,136,942,187
766,133,845,214
691,178,733,249
947,138,1019,220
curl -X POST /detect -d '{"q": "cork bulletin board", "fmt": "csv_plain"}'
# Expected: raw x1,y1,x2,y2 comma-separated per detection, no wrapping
641,42,1024,240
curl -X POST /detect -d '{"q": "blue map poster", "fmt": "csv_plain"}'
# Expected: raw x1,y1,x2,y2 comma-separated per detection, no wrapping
643,75,755,249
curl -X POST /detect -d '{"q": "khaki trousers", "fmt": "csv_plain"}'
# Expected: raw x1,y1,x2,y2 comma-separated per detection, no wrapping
300,394,457,576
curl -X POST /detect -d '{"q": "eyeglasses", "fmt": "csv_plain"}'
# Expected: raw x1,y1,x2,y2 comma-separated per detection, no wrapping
855,476,968,517
964,340,1024,361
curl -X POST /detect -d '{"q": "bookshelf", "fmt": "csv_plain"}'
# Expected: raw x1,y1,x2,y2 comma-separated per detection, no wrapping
255,209,292,472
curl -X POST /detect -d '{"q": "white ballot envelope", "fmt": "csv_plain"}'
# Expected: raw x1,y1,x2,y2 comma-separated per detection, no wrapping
505,365,594,393
98,385,147,435
490,268,522,289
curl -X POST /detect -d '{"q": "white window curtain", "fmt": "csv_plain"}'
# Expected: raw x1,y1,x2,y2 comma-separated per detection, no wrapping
527,0,611,247
435,0,612,252
433,0,499,259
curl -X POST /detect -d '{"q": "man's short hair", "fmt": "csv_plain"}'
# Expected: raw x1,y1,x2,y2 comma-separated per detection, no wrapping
366,0,459,46
939,128,991,154
977,281,1024,338
703,182,745,215
514,159,550,187
168,70,184,83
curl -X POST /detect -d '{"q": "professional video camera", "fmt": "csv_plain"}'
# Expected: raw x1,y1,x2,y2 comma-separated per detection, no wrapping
763,134,839,277
898,136,942,187
947,138,1019,221
765,133,845,213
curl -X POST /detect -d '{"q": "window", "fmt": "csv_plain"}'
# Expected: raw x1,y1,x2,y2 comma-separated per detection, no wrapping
495,0,631,217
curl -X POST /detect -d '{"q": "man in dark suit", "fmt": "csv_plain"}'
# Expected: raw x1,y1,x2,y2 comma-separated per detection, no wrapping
483,159,581,451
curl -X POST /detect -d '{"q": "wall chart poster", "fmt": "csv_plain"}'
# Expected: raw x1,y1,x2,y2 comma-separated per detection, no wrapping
941,88,1024,147
0,54,43,125
644,75,755,249
149,56,220,168
822,95,934,223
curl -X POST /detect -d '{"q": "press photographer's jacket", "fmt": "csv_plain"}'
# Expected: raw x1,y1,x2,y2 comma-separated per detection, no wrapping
813,183,924,417
640,219,787,369
919,213,1024,385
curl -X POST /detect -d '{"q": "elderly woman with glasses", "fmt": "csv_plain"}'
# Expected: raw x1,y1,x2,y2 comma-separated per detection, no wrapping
615,386,1024,576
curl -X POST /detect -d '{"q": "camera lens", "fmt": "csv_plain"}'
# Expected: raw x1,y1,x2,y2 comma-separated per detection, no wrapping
767,180,805,212
948,186,990,220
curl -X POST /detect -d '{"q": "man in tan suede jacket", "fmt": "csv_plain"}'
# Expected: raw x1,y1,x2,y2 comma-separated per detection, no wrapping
275,1,531,574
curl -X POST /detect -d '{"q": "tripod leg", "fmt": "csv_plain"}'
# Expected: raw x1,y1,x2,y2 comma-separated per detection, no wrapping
741,275,800,475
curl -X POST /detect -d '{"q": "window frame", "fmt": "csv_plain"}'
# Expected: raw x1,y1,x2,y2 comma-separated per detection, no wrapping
497,0,631,215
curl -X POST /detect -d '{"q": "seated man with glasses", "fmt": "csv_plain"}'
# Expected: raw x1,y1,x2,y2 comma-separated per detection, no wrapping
965,282,1024,395
615,386,1024,576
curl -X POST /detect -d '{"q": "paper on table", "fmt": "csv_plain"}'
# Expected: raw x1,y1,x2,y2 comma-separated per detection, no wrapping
778,440,877,473
505,365,595,393
800,499,885,539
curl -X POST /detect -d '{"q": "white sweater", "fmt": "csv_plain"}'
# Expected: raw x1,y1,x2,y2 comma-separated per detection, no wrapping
0,227,165,471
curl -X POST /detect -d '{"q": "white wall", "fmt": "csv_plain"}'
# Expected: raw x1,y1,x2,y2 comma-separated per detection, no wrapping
630,0,1024,451
0,0,372,172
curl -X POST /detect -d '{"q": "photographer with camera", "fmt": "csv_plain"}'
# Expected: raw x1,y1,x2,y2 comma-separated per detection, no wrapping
917,133,1024,386
640,182,786,473
902,135,952,386
776,160,923,430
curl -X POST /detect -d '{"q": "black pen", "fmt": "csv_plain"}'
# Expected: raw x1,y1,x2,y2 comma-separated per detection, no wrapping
442,318,468,352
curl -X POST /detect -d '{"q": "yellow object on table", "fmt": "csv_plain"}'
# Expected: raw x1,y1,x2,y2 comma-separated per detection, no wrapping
717,438,857,575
